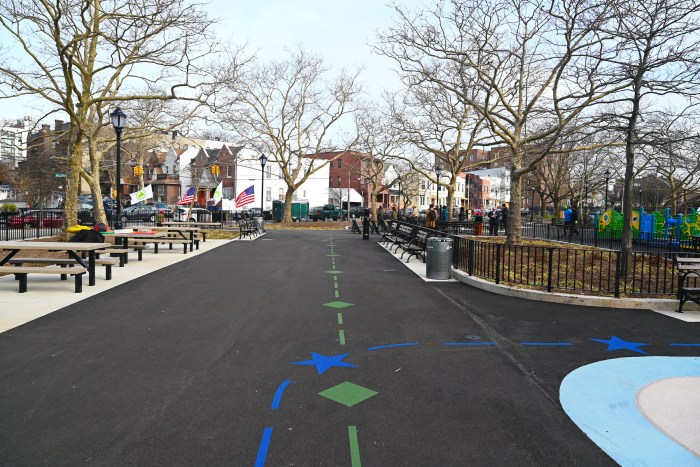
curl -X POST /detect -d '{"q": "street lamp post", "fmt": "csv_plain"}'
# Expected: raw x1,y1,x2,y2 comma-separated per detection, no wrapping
604,169,611,211
397,174,402,212
583,180,588,225
434,166,442,205
110,107,127,229
259,154,267,217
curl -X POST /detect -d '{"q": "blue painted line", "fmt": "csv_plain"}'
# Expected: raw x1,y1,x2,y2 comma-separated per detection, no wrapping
521,342,573,346
254,427,273,467
444,342,497,346
271,380,291,410
368,342,419,351
670,343,700,347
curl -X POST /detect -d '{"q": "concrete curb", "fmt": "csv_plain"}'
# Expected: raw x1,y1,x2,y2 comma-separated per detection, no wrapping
451,268,700,312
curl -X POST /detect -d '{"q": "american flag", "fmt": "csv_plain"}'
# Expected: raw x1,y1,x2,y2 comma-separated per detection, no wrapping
235,185,255,207
177,187,196,205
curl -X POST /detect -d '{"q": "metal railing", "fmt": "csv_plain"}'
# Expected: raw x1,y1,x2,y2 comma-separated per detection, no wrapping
452,237,700,298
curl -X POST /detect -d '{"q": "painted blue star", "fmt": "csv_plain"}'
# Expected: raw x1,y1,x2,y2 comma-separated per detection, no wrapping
590,335,650,355
293,352,357,375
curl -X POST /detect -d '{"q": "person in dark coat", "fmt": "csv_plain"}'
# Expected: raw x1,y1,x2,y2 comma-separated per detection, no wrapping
488,208,498,235
501,203,509,235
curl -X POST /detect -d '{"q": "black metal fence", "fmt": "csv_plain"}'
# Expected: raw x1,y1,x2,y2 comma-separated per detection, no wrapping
521,222,699,253
452,237,700,298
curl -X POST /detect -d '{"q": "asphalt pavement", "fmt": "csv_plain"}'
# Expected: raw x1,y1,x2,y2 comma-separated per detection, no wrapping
1,229,699,466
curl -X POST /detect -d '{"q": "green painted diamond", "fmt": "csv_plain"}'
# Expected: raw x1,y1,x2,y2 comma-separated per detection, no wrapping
319,381,378,407
323,301,353,309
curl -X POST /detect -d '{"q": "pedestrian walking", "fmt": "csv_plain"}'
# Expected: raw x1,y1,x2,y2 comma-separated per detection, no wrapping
377,205,384,221
563,205,572,233
427,204,438,228
458,206,466,222
501,203,509,235
488,208,498,235
569,206,579,236
441,205,449,222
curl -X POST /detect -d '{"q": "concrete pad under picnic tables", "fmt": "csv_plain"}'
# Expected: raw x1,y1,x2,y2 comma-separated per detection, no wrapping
0,239,231,334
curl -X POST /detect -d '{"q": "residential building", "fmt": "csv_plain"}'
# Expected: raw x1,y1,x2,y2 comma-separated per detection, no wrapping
0,117,32,167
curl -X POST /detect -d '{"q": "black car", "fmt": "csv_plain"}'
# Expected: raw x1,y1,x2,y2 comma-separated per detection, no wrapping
120,205,161,223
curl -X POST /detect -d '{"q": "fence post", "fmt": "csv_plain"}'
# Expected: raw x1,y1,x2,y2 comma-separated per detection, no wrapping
594,225,598,247
546,224,551,239
467,239,474,276
547,247,554,292
495,244,501,284
614,251,621,298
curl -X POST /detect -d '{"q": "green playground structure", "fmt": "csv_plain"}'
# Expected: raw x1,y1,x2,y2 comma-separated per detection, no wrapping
596,207,699,246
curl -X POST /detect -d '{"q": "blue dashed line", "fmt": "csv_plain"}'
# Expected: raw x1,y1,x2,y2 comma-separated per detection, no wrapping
444,342,497,347
368,342,419,351
254,427,273,467
271,380,291,410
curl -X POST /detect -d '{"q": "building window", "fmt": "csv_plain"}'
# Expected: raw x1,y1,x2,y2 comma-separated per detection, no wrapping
330,161,334,168
266,187,271,202
420,196,425,206
223,187,233,199
227,165,232,178
279,188,284,199
266,166,272,179
337,159,342,168
157,185,165,196
337,176,342,186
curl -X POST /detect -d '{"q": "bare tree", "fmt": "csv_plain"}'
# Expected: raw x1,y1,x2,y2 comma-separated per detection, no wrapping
0,0,229,226
224,49,362,223
354,105,404,221
378,0,623,244
599,0,700,274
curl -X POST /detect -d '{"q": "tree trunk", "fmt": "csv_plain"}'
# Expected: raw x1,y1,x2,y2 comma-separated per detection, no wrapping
506,147,523,246
282,187,295,223
506,173,522,246
65,140,83,228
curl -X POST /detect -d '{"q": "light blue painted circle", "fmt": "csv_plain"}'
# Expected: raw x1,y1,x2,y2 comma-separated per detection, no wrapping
560,357,700,466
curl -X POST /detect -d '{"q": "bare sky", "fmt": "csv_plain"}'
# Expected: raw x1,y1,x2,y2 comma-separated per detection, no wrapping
1,0,417,121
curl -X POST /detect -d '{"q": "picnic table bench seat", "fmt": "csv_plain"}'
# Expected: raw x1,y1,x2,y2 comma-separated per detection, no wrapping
0,265,87,293
677,257,700,312
8,257,118,280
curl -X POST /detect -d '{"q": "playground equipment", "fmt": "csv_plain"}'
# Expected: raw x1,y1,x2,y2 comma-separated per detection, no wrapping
596,208,699,247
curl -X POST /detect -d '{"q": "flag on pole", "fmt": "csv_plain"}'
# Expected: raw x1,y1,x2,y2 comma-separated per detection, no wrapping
129,184,153,204
235,185,255,207
212,181,223,205
177,187,197,205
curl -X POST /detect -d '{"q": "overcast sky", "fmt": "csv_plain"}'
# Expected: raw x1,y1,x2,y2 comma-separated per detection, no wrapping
213,0,412,94
0,0,421,122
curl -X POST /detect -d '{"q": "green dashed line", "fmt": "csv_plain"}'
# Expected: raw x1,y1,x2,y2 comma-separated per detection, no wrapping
349,426,361,466
334,282,339,289
335,290,340,298
339,329,346,345
337,313,343,324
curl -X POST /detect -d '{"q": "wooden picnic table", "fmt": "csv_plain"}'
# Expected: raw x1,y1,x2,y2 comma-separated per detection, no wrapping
162,221,222,230
113,232,166,256
147,226,200,251
0,241,110,286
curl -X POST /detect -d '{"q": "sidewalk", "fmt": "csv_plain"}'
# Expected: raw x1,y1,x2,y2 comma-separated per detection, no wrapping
0,239,232,334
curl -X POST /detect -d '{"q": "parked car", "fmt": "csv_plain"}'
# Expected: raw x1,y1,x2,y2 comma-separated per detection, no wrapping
151,202,174,219
248,208,273,220
309,205,341,221
120,204,161,223
175,207,212,222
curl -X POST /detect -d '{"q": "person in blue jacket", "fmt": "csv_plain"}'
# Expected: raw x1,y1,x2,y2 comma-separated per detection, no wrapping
564,205,572,233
